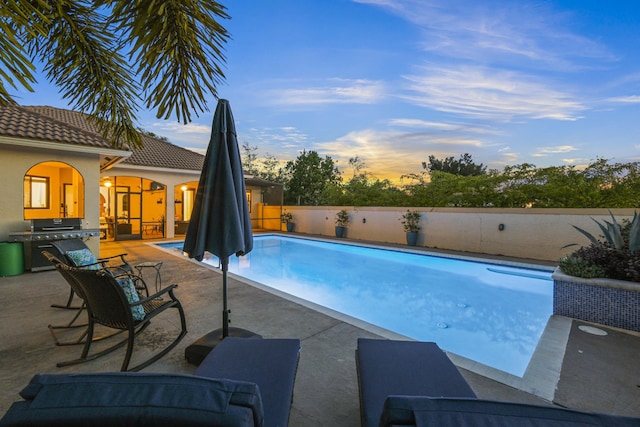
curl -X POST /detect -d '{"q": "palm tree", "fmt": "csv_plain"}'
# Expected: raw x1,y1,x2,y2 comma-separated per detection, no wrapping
0,0,229,148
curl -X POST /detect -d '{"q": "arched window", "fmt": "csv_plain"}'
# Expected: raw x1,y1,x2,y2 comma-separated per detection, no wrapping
24,162,85,220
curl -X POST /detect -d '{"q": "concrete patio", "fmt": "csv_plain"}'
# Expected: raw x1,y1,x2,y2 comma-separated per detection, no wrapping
1,237,639,425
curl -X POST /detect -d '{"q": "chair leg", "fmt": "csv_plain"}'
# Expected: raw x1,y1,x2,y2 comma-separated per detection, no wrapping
124,303,188,372
56,321,150,368
50,288,83,310
120,327,137,372
48,303,88,346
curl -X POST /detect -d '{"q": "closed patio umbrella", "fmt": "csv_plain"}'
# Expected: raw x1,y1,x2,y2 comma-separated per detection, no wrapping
183,99,261,365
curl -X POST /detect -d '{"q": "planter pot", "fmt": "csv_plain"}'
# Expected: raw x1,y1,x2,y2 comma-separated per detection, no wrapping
552,268,640,332
335,226,346,238
406,231,418,246
286,222,295,232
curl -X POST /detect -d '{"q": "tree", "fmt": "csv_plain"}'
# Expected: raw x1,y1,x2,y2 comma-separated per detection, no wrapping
260,153,286,184
348,156,367,178
241,143,260,176
426,153,487,176
283,150,342,205
1,0,229,148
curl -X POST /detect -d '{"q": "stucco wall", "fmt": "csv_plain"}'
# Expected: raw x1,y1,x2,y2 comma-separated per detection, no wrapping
283,207,636,262
0,144,101,254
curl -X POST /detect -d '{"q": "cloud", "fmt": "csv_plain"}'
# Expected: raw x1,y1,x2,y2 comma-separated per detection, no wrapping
532,145,578,157
269,78,386,105
314,128,489,181
388,118,500,135
606,95,640,104
356,0,615,71
238,126,310,160
401,65,585,121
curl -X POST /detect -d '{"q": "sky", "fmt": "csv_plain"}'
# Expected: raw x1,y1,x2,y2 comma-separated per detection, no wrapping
15,0,640,183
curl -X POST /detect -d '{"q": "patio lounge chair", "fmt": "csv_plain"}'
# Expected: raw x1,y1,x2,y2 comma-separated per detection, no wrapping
1,337,301,427
356,338,640,427
195,337,301,427
52,261,187,372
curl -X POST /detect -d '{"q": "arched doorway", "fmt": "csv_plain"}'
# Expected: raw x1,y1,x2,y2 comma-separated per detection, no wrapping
100,176,166,240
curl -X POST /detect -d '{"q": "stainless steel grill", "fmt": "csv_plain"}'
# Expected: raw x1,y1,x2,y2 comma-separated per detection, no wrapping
9,219,100,271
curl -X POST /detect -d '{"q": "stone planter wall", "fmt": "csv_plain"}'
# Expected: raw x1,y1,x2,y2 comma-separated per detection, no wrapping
552,268,640,332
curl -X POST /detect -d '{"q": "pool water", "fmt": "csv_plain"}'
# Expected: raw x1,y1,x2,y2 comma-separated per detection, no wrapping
159,235,553,377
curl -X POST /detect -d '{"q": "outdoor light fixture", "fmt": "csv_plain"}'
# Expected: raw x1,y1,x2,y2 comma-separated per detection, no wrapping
103,179,112,188
181,185,188,191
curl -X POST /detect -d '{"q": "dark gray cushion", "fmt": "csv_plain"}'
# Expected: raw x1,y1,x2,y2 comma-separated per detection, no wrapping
356,338,476,427
381,396,640,427
196,337,300,427
1,372,263,427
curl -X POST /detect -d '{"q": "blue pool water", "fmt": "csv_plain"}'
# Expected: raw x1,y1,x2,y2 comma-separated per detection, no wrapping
159,235,553,377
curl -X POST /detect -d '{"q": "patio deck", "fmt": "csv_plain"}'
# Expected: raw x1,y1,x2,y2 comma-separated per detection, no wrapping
1,238,639,424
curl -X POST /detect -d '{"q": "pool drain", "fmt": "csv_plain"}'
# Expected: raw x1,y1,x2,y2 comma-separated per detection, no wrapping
436,322,448,329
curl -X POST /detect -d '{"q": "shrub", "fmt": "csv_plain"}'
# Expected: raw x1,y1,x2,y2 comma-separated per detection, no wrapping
335,209,349,227
281,211,293,224
400,210,421,233
561,211,640,282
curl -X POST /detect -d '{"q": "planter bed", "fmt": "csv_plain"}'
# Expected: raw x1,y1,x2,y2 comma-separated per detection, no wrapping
552,268,640,332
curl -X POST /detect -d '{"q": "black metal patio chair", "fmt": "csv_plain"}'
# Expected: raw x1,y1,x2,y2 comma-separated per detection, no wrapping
43,251,127,347
52,261,187,372
50,239,149,300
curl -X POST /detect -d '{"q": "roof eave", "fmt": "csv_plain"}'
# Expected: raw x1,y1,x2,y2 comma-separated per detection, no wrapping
0,135,130,158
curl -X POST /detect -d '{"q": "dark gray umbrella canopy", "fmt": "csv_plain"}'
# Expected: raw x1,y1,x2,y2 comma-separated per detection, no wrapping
183,99,253,341
184,99,253,262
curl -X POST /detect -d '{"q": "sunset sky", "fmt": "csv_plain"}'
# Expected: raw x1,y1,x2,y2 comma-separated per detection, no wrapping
17,0,640,182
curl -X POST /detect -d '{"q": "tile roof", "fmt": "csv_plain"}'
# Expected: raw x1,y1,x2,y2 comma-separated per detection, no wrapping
0,104,204,171
127,133,204,171
0,103,115,149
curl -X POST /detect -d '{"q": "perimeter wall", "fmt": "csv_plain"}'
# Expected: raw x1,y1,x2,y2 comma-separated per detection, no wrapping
278,207,637,262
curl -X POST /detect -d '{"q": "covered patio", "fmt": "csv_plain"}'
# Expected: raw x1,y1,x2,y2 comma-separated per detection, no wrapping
1,238,639,424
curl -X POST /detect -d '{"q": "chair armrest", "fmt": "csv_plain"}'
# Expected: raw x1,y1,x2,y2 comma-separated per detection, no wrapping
133,284,179,305
97,253,129,262
77,260,110,270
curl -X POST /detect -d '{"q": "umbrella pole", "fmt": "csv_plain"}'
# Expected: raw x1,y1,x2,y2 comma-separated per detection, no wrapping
184,256,261,365
222,257,229,338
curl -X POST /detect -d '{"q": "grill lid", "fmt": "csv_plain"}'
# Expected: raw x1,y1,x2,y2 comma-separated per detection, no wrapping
32,218,83,231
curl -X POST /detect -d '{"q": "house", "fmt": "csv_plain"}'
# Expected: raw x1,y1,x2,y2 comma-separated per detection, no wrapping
0,104,282,271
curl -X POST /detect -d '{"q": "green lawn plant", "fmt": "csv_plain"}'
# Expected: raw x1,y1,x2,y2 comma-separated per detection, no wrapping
559,211,640,282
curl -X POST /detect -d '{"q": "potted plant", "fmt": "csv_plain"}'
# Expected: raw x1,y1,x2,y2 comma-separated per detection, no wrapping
555,210,640,332
335,209,349,238
400,210,421,246
281,211,295,232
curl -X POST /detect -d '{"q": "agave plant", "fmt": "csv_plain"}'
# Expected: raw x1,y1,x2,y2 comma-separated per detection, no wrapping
560,210,640,282
570,210,640,254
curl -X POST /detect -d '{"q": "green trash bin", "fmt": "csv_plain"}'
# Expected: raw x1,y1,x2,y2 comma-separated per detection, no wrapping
0,242,24,276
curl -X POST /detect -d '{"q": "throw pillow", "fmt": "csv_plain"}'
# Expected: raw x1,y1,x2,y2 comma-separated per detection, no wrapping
66,249,100,270
116,277,146,321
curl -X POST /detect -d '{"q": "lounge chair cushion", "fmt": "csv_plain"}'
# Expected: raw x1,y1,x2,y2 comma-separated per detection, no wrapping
115,277,146,321
356,338,476,427
380,396,640,427
196,337,301,427
66,248,99,269
1,372,263,427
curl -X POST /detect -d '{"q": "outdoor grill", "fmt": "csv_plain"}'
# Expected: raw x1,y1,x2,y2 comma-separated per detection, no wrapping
9,219,100,271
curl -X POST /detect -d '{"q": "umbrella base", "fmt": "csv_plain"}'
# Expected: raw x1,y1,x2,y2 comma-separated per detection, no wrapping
185,327,262,366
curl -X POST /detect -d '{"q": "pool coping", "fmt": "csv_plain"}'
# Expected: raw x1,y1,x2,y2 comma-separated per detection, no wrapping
151,235,567,402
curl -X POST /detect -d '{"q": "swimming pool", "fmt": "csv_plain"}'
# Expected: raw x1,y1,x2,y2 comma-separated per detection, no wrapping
158,235,553,377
